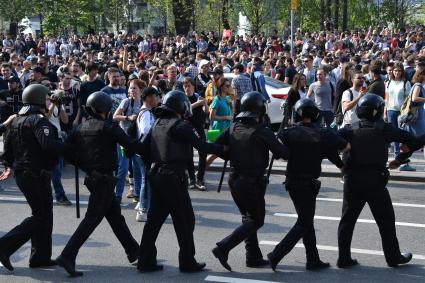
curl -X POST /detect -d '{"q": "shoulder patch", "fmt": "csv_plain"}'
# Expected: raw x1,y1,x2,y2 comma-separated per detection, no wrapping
43,126,50,136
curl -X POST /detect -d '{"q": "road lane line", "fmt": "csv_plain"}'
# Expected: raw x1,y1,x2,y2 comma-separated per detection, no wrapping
274,213,425,228
205,275,282,283
0,196,89,205
260,241,425,260
316,197,425,208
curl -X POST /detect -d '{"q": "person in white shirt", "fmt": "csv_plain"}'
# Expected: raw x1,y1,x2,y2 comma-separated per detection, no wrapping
341,70,367,127
134,87,160,222
384,62,413,170
45,89,72,205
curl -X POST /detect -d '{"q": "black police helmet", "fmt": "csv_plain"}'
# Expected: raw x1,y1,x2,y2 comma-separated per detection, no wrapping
237,91,266,119
161,90,192,118
22,84,49,106
355,93,385,122
86,91,113,115
293,98,320,122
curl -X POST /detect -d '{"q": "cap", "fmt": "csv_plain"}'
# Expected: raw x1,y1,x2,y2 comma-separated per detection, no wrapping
198,59,210,69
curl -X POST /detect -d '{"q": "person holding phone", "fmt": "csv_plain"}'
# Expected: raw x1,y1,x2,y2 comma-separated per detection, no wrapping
341,70,368,127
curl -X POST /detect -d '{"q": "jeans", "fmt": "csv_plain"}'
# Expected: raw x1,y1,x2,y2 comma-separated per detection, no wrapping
133,155,151,212
51,157,66,199
387,110,400,157
115,145,142,199
316,110,334,128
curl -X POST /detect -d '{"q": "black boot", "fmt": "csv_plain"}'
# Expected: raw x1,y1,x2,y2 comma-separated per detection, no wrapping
56,255,83,277
337,258,358,268
267,253,279,272
29,259,57,268
306,259,330,270
212,246,231,271
137,264,164,272
246,258,270,268
0,252,13,271
180,262,206,273
388,253,413,267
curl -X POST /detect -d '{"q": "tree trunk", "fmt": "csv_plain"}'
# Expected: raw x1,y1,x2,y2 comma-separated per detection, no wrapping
320,0,325,30
222,0,230,29
8,22,18,36
327,0,332,21
342,0,348,31
334,0,339,30
173,0,193,35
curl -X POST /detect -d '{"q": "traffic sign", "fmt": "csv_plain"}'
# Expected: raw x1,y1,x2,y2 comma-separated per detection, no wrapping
291,0,297,10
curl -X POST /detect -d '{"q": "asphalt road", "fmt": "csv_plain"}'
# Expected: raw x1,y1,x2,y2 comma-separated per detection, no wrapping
0,167,424,283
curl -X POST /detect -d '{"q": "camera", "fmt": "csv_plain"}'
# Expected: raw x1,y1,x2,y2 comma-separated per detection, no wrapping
49,90,72,105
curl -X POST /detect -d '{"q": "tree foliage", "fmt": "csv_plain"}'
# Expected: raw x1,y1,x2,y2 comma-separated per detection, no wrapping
0,0,423,36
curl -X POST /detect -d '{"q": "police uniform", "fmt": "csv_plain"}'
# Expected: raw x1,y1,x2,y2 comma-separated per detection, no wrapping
56,92,140,277
0,85,69,271
211,92,289,271
137,91,224,273
337,94,416,268
267,99,348,271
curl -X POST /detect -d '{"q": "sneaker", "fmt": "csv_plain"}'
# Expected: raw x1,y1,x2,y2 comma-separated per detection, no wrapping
56,195,72,206
126,188,135,198
136,211,147,222
188,180,196,190
195,180,206,191
399,164,416,172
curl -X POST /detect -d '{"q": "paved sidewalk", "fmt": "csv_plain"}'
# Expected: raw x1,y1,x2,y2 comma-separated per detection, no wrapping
202,151,425,183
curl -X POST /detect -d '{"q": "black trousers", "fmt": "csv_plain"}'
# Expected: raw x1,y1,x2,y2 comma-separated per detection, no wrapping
216,173,267,261
138,171,197,268
269,179,320,263
0,171,53,264
61,174,138,261
338,171,401,265
187,126,207,182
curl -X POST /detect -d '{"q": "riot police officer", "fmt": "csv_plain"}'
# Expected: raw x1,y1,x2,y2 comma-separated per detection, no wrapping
267,98,350,271
56,91,140,277
337,94,415,268
0,84,70,271
211,91,290,271
137,90,225,273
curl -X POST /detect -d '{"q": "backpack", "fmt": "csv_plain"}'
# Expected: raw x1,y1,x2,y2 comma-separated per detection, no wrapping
334,89,353,126
250,72,261,93
398,83,423,128
386,79,407,96
127,108,151,140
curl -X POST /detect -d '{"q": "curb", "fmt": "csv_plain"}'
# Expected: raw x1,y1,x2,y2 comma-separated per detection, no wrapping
207,166,425,183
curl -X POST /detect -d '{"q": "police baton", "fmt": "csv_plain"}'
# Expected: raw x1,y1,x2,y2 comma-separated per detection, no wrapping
217,159,228,193
75,166,80,218
266,155,274,180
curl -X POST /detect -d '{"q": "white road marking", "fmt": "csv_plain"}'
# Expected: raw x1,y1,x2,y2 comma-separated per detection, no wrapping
0,196,86,205
260,241,425,260
274,213,425,228
316,197,425,208
205,275,282,283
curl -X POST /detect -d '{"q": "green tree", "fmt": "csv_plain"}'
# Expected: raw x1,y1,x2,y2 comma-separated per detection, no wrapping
0,0,29,35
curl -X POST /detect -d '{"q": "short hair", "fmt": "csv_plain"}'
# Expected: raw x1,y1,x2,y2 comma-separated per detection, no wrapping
141,86,159,101
86,62,99,72
1,63,11,69
108,67,120,75
182,77,195,87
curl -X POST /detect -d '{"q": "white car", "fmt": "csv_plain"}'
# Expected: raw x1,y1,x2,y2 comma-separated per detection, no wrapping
223,73,291,126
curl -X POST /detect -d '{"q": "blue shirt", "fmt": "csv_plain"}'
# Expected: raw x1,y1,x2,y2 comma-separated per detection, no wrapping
100,86,128,113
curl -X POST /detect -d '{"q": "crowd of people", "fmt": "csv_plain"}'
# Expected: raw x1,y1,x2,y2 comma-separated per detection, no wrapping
0,24,424,276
